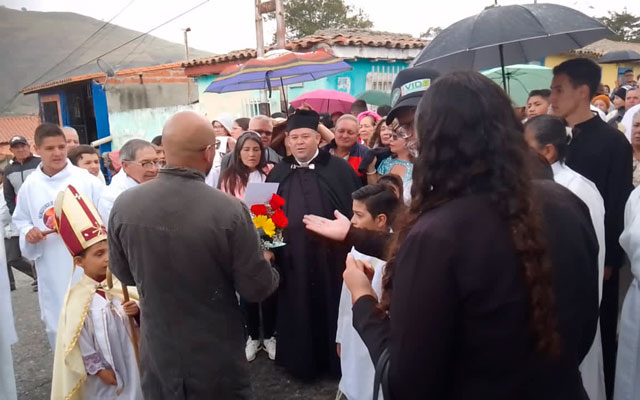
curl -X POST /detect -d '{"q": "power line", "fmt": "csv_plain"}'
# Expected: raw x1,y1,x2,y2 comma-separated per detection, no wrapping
50,0,210,81
22,0,136,90
0,0,135,113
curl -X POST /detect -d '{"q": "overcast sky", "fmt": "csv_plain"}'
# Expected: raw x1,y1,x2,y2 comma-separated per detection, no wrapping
3,0,639,55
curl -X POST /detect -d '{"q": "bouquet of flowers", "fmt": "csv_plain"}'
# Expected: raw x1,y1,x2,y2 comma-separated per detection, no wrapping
250,193,288,249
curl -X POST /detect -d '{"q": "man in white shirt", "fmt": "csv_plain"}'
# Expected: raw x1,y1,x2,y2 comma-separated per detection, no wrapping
12,123,103,348
97,139,159,228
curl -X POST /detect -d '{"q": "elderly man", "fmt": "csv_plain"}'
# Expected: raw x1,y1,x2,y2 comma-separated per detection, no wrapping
266,109,361,380
626,87,640,112
108,111,279,399
3,136,39,291
220,115,282,171
97,139,159,228
322,114,368,183
62,126,80,149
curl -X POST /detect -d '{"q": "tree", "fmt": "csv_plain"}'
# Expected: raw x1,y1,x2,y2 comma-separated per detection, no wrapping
598,9,640,42
420,27,442,41
270,0,373,41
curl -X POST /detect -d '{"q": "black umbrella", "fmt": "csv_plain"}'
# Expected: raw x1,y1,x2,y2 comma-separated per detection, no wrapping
412,3,613,90
599,50,640,63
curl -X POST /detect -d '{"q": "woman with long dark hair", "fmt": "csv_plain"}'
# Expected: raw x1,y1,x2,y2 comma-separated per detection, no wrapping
344,71,563,399
218,131,278,362
219,131,274,199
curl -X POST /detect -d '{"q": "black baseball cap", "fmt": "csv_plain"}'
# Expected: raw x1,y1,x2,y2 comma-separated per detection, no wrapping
9,136,28,147
387,66,440,123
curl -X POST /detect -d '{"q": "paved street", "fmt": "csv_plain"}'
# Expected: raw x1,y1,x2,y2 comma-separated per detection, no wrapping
9,271,339,400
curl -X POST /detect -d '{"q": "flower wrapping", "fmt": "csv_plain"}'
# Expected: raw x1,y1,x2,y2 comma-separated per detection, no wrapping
250,194,288,249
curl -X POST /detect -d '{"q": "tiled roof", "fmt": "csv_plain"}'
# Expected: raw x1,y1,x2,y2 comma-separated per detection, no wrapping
573,39,640,57
21,62,184,94
0,115,40,144
184,30,428,67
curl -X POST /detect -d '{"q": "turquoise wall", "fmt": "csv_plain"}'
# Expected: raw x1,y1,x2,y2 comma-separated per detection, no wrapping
197,58,410,108
288,59,410,99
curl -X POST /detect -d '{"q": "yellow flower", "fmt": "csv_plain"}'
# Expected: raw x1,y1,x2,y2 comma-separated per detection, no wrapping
253,215,276,238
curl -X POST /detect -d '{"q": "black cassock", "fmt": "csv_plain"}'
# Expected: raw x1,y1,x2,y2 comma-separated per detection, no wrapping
267,150,362,379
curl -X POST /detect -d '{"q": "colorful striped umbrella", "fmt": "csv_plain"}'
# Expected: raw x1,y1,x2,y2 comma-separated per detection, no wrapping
204,49,352,94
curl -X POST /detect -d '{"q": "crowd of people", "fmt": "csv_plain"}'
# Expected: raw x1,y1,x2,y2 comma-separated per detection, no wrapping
1,57,640,400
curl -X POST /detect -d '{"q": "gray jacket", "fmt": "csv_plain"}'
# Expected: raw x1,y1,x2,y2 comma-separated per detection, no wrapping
108,167,279,399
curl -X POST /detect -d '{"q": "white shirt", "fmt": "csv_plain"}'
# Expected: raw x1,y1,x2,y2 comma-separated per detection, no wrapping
614,186,640,400
552,161,606,400
12,160,103,348
97,170,139,229
0,195,17,400
336,248,385,400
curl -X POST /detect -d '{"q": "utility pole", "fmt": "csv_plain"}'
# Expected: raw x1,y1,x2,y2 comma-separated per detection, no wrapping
183,27,192,103
274,0,287,112
255,0,269,115
254,0,287,115
183,27,191,61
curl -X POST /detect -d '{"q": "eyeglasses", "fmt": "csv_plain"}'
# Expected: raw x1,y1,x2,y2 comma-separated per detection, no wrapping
390,123,413,141
212,123,225,129
253,129,273,137
128,160,161,169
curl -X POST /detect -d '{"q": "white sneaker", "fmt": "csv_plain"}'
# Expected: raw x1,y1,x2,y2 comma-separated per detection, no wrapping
245,338,261,362
263,337,276,360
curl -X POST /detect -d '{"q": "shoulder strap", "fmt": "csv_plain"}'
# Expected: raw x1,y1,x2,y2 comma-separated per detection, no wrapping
373,346,391,400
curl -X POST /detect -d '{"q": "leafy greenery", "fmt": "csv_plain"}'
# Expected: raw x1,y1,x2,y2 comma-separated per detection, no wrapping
597,9,640,42
270,0,373,40
420,27,442,40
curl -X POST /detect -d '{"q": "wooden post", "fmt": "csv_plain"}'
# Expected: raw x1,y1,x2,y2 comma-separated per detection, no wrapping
274,0,288,112
255,0,270,116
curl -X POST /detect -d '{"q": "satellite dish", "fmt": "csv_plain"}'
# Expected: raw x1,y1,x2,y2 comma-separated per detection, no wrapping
97,58,116,77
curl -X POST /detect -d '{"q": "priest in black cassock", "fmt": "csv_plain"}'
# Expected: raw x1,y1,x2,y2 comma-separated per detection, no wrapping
550,58,633,398
267,109,362,380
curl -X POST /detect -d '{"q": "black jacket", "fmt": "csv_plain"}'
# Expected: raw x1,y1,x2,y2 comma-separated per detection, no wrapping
3,155,40,214
353,183,598,400
566,116,633,269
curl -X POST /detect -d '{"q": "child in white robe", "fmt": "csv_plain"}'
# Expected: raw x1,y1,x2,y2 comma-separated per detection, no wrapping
50,185,142,400
336,184,401,400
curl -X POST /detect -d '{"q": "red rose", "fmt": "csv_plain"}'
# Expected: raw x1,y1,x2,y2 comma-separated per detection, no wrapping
271,209,288,229
250,204,268,216
269,194,286,210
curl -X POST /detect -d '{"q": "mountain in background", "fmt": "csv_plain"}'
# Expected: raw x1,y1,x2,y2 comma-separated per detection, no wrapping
0,6,212,116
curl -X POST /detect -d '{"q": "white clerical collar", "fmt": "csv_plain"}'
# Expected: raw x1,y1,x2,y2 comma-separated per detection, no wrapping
551,161,564,176
294,149,319,167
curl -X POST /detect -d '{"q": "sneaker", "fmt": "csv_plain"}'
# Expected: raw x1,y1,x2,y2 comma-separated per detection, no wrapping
263,337,276,360
245,338,261,362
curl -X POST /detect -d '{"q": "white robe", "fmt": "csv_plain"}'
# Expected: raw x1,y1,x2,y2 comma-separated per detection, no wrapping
614,186,640,400
97,170,138,229
336,248,385,400
621,103,640,143
78,291,143,400
12,160,103,348
0,196,17,400
552,161,606,400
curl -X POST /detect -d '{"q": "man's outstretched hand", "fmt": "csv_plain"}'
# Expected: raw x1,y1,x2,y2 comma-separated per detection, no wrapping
303,210,350,241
